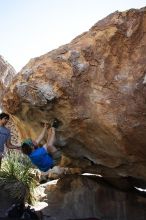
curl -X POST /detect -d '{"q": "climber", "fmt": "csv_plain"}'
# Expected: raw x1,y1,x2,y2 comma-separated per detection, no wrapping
0,112,20,168
21,119,62,173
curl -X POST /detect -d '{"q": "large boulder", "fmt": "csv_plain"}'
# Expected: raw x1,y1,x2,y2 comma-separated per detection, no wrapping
2,8,146,184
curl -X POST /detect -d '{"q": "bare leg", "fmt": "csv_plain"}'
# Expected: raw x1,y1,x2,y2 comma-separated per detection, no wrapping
47,127,56,146
44,127,57,154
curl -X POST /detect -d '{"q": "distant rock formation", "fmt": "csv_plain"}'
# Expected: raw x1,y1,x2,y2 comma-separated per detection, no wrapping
0,55,16,87
0,56,21,145
2,6,146,202
0,55,16,110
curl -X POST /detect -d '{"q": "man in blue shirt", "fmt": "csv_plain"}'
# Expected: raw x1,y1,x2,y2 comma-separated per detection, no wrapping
0,112,20,168
21,123,62,172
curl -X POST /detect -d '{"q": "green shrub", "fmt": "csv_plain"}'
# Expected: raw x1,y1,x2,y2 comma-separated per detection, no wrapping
0,150,38,204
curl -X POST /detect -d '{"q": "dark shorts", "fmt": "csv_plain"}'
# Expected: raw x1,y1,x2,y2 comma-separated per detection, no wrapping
52,150,62,165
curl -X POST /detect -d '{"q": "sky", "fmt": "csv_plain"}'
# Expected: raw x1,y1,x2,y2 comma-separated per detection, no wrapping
0,0,146,72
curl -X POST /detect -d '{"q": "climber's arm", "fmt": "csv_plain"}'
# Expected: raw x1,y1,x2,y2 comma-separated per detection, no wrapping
35,123,48,145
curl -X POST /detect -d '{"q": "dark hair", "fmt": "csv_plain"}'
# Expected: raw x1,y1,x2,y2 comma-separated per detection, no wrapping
0,112,9,120
21,143,32,155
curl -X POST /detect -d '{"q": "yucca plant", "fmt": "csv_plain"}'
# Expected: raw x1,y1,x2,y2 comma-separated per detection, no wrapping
0,150,38,204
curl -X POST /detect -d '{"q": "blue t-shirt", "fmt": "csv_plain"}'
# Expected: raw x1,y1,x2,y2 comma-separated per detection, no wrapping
29,147,53,172
0,126,10,153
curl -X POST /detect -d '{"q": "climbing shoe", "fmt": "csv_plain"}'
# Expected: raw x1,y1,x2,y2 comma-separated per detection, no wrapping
51,118,62,128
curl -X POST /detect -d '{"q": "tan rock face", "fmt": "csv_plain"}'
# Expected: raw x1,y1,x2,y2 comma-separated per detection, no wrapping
2,8,146,181
42,175,146,220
